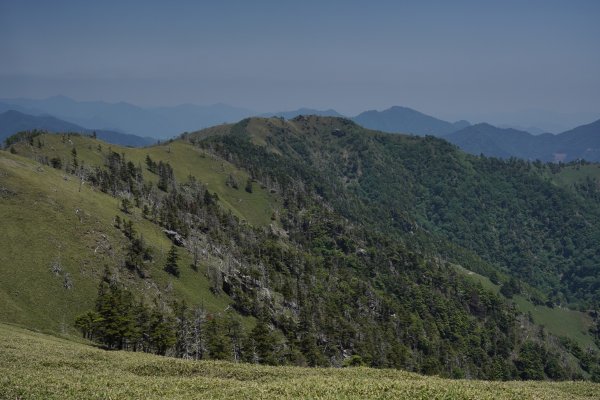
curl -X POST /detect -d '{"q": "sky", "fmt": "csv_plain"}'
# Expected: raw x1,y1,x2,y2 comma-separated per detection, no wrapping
1,0,599,129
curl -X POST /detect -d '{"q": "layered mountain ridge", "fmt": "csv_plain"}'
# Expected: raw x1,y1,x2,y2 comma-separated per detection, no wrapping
1,116,599,380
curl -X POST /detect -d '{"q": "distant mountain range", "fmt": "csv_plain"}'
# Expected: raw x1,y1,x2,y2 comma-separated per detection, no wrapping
468,109,600,134
351,107,600,162
0,110,155,147
446,120,600,162
352,106,471,136
0,96,255,139
0,97,475,139
445,124,545,160
258,106,471,136
2,96,599,162
496,124,548,136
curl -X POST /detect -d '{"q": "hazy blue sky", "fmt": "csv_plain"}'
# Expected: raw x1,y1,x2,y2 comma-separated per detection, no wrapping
1,0,599,126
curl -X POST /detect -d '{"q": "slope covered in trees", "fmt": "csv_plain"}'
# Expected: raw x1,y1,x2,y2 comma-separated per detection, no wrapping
191,116,600,309
2,124,599,381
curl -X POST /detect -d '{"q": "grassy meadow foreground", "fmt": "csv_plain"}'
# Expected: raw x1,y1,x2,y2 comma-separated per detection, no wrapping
1,324,599,400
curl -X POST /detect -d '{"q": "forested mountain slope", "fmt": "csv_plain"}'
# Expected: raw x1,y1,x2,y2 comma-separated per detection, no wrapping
191,116,600,308
2,123,599,380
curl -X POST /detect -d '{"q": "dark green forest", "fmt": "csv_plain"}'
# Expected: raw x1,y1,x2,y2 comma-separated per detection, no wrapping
196,117,600,309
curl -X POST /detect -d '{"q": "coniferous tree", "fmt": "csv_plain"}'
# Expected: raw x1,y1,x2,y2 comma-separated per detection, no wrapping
206,316,231,360
145,154,157,173
93,280,136,350
500,277,521,299
50,157,62,169
164,245,180,277
249,313,278,365
149,308,176,355
204,190,216,206
226,173,239,189
245,178,253,193
515,342,546,380
122,219,135,240
133,300,151,352
157,161,174,192
299,309,324,366
125,234,152,277
71,147,78,171
74,310,102,340
121,198,131,214
225,312,245,362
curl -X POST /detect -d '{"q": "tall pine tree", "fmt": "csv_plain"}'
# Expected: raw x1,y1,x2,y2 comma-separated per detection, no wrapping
164,245,180,277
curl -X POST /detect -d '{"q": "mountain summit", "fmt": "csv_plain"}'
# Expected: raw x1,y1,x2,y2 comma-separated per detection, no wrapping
353,106,470,136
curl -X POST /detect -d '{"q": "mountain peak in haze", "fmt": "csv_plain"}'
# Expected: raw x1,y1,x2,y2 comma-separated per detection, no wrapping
352,106,470,136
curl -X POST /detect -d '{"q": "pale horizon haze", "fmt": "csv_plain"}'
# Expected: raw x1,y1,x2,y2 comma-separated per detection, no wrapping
1,0,599,131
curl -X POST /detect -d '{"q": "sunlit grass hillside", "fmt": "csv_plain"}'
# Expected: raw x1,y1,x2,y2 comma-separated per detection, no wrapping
1,323,599,400
10,133,278,226
0,150,244,334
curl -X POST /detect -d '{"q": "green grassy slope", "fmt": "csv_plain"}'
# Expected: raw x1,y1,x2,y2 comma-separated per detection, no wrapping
12,133,277,226
1,323,599,400
0,151,235,334
513,297,597,350
455,265,596,350
552,164,600,188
